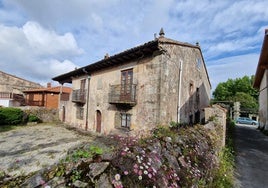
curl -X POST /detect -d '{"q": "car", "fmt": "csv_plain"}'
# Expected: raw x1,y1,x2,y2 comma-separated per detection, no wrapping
236,117,258,125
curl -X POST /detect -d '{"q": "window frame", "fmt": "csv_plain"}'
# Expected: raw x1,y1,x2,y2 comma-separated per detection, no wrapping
76,106,84,120
120,113,131,129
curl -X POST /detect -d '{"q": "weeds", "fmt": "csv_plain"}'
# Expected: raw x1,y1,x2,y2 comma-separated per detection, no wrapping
211,118,235,187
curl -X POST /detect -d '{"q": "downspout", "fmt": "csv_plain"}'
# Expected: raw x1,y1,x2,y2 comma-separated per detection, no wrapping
177,60,183,123
83,68,91,131
59,83,63,107
59,83,63,121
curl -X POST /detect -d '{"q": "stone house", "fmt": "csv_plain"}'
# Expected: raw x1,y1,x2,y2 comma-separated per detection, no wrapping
23,83,71,109
0,70,42,107
253,29,268,130
53,30,211,134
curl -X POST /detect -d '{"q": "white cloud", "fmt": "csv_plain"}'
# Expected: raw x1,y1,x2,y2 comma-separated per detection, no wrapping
0,21,81,83
207,53,259,91
0,0,267,88
23,21,83,59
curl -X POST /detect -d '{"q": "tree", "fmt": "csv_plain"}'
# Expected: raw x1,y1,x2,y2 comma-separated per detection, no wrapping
212,75,258,110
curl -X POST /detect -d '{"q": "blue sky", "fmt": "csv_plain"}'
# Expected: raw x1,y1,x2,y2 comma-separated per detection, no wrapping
0,0,267,91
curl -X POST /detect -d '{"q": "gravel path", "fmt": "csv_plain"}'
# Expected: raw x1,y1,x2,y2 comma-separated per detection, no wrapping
0,124,93,177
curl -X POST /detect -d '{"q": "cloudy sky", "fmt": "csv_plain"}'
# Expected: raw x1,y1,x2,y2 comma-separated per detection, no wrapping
0,0,267,91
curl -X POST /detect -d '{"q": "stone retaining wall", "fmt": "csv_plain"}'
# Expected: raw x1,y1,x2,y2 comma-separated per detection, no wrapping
19,106,59,123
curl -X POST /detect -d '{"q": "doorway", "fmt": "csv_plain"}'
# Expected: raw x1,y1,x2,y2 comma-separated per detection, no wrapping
96,110,101,133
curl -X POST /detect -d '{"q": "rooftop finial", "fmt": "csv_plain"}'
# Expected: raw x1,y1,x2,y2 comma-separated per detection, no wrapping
159,28,165,37
196,42,199,46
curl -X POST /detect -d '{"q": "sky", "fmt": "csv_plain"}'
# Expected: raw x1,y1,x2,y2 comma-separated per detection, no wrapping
0,0,267,92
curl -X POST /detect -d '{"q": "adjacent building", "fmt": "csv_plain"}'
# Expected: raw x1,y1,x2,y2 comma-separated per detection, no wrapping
253,29,268,130
23,83,71,109
53,30,211,134
0,70,42,107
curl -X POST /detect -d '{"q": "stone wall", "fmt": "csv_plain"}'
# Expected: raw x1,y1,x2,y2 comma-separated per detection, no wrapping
0,71,42,94
17,119,227,188
19,106,59,123
61,41,211,135
204,104,227,147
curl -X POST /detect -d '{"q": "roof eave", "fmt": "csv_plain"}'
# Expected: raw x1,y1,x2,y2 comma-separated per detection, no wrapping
52,40,160,84
253,29,268,89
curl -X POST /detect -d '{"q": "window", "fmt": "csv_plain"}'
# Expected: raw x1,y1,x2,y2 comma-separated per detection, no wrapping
196,58,202,70
189,82,194,95
121,113,131,128
76,106,84,120
80,79,86,91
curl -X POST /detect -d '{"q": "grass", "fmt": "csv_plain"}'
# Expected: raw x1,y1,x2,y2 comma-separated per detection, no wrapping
0,125,18,132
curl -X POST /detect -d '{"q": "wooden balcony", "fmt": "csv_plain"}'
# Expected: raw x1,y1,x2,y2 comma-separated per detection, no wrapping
72,89,86,103
108,84,136,106
25,100,44,106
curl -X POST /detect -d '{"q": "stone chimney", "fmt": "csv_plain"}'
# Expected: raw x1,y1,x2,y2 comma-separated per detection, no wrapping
47,82,51,88
104,53,109,59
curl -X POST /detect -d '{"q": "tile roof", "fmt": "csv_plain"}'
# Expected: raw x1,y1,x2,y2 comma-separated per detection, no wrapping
23,86,71,93
52,36,210,87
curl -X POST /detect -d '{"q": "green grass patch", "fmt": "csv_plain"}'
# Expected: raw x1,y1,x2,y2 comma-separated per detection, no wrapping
212,147,235,187
0,125,18,132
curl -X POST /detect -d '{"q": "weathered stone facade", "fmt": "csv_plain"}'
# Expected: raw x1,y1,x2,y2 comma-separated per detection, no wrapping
0,71,42,107
54,33,211,134
205,104,227,146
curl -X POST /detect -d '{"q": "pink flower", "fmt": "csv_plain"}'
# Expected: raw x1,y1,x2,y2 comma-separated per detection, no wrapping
124,171,129,175
134,168,138,173
133,164,138,169
138,170,142,176
148,173,152,178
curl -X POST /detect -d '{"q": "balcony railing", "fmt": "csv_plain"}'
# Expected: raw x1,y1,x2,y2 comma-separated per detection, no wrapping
26,100,44,106
108,84,137,106
72,89,86,103
0,92,14,99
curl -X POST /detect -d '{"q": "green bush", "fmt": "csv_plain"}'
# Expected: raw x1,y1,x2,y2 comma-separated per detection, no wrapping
28,114,41,122
0,107,24,125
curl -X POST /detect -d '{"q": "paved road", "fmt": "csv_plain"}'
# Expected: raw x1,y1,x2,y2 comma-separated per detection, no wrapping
234,124,268,188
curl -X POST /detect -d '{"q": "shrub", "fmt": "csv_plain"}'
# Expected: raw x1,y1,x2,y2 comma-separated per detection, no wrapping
28,114,41,123
0,107,24,125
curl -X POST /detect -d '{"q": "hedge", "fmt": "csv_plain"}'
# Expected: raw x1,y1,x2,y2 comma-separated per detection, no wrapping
0,107,24,125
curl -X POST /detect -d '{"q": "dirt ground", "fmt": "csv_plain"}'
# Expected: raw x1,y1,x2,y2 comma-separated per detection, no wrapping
0,124,94,177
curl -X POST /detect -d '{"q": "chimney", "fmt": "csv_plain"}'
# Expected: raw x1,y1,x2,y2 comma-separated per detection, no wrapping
104,53,109,59
47,82,51,88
